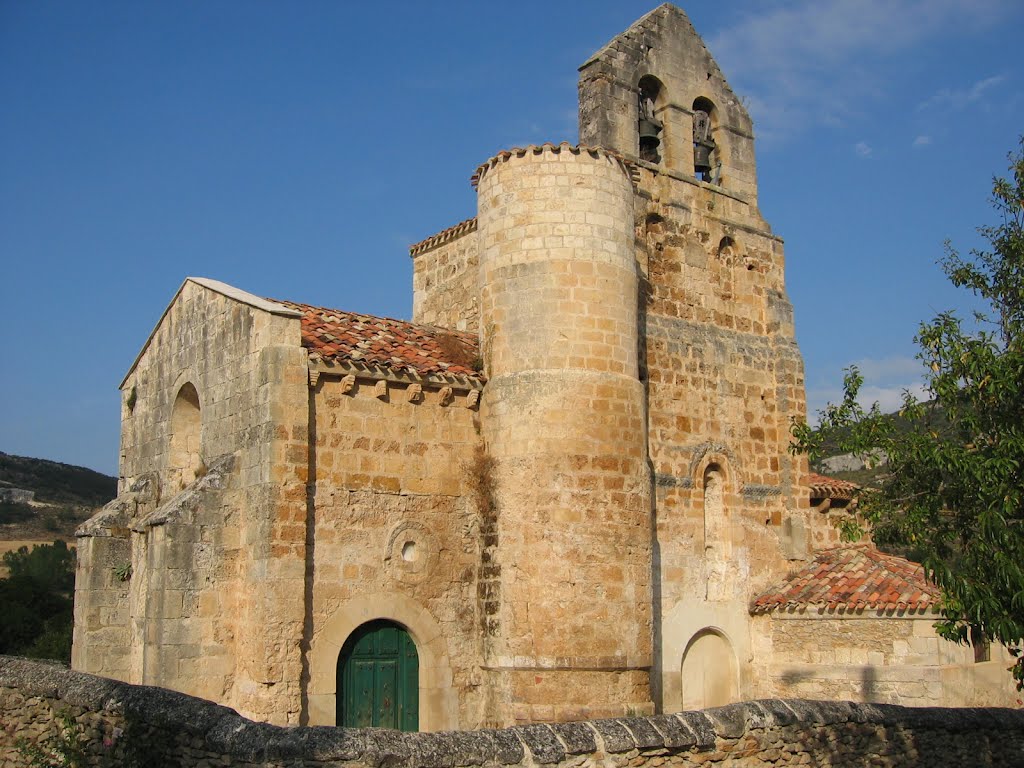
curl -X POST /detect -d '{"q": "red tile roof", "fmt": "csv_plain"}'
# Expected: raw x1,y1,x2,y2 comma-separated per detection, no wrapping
751,545,940,615
272,299,482,380
808,472,858,500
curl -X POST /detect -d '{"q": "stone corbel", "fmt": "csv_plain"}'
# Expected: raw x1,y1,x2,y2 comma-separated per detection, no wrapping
341,374,356,395
308,369,320,388
466,389,480,409
439,386,453,406
407,383,423,403
374,380,388,400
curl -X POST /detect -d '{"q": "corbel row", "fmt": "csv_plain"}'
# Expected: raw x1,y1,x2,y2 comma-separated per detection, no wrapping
307,359,482,410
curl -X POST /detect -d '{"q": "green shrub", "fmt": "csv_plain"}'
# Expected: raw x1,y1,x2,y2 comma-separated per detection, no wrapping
0,500,35,524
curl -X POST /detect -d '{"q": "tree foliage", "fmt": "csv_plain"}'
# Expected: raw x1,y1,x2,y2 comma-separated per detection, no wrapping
792,140,1024,689
0,541,76,663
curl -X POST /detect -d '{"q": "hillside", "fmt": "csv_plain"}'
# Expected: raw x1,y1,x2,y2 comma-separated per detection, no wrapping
0,452,116,539
0,452,116,506
814,401,949,489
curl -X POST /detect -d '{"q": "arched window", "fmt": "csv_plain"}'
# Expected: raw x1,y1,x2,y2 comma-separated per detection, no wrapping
703,463,734,600
168,382,202,491
637,75,665,164
717,236,736,261
703,464,726,552
692,96,719,183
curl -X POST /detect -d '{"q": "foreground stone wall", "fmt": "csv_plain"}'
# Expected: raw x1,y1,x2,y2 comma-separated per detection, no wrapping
3,658,1023,768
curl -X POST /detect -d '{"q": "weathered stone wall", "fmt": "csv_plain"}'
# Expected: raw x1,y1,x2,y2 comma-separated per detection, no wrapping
304,372,484,730
4,658,1023,768
410,219,480,333
75,279,311,726
476,144,653,726
575,6,825,713
638,165,824,711
755,612,1022,708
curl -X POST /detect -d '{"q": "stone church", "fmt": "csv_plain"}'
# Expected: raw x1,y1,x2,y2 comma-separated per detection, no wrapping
72,4,1016,731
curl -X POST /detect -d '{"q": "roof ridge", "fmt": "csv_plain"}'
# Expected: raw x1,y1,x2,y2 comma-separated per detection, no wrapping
408,217,478,257
270,298,476,340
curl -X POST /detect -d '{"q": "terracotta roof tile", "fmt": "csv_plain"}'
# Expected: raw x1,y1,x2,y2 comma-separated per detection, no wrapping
808,472,858,500
751,545,940,615
271,299,482,380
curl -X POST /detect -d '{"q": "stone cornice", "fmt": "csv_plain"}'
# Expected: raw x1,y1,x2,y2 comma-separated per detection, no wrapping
308,357,484,392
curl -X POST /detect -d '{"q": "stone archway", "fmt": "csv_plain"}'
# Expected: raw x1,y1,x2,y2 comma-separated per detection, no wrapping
168,381,202,492
337,619,419,731
307,592,457,731
680,627,739,710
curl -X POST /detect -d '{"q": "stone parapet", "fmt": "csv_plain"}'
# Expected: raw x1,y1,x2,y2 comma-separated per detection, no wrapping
472,142,637,191
3,657,1023,767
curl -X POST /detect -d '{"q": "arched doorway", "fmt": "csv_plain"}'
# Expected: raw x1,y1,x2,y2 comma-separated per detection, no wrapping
680,628,738,710
337,620,419,731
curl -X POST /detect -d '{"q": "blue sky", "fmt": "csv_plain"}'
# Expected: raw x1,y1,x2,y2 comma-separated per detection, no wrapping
2,1,1022,476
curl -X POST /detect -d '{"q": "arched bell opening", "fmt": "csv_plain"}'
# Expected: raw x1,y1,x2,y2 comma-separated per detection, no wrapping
692,96,719,183
637,75,666,164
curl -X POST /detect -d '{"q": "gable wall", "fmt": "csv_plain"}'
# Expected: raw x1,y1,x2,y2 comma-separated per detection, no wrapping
118,281,300,491
78,282,311,725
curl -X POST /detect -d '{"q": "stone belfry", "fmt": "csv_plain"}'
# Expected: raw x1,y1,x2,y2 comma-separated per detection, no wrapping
578,3,760,202
464,3,812,724
576,4,810,714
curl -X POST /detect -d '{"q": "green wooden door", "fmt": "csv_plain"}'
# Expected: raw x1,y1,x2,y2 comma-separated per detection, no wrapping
337,620,419,731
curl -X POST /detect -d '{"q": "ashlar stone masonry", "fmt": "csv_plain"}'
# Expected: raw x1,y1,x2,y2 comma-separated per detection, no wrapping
73,4,1019,732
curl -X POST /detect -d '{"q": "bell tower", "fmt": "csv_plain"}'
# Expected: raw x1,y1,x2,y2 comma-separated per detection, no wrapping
578,4,810,712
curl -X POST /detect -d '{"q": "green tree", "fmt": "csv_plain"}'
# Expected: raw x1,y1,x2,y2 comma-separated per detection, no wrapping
793,140,1024,689
0,541,76,662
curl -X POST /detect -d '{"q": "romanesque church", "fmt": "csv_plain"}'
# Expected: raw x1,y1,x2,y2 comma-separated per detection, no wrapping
73,4,1016,731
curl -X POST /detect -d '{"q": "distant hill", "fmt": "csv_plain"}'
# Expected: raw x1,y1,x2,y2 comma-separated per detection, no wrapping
0,453,116,540
0,452,116,507
814,402,949,489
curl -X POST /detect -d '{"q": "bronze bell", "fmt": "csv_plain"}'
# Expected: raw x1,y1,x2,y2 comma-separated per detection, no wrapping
638,118,661,145
694,142,714,174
